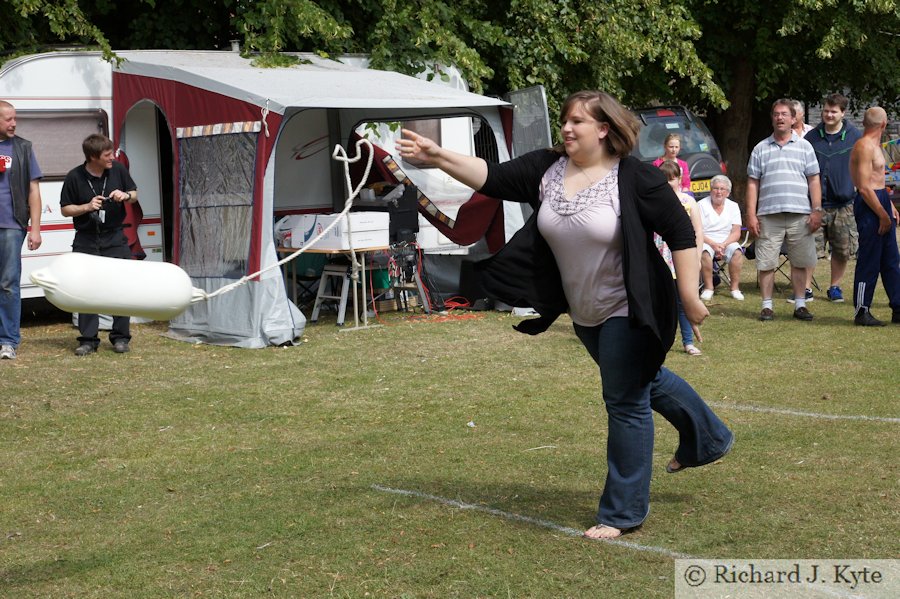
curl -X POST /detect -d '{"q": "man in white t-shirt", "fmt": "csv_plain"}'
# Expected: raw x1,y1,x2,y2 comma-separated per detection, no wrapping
698,175,745,300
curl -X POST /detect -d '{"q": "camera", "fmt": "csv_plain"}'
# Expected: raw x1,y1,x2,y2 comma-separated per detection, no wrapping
90,196,116,225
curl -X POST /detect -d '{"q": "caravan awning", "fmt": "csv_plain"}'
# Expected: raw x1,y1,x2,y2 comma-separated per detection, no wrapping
114,51,508,114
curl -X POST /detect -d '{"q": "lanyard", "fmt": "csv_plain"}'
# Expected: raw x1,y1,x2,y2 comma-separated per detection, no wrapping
85,172,107,199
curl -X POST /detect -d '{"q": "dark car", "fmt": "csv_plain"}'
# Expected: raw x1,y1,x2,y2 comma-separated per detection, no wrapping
631,106,726,198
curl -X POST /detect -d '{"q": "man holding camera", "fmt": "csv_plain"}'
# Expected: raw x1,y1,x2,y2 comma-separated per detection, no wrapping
60,134,138,356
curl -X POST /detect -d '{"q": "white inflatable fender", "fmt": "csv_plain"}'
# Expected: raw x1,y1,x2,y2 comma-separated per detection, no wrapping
30,253,205,320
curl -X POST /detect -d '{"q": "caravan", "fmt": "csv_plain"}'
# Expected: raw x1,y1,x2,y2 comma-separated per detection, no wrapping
0,52,164,298
1,50,549,346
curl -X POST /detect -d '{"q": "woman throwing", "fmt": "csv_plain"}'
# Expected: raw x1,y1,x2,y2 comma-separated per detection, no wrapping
396,90,733,540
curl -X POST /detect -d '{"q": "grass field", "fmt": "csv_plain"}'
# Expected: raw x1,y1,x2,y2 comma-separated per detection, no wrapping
1,263,898,598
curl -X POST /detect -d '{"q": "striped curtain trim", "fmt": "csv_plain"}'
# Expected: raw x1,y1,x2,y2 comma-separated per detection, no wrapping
177,121,262,139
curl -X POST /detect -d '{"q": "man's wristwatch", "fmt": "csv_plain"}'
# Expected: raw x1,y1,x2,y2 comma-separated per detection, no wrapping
812,207,824,213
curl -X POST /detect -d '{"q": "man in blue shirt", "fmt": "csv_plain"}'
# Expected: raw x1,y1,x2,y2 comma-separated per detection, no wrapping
805,93,862,303
0,100,43,360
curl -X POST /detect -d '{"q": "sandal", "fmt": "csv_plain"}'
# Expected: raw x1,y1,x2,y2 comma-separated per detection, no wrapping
684,344,702,356
666,458,687,473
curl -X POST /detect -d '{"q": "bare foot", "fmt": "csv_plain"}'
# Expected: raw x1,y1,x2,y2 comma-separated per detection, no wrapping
583,524,623,539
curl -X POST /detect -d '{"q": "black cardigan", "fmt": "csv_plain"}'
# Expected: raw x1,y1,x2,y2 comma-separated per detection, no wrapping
475,150,696,384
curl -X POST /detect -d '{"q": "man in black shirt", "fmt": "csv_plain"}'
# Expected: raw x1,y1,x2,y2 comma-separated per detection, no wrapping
60,134,138,355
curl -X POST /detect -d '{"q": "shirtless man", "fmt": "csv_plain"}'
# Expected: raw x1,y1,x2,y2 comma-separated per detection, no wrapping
849,107,900,326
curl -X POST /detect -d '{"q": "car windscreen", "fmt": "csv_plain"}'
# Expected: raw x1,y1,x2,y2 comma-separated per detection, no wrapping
633,113,719,162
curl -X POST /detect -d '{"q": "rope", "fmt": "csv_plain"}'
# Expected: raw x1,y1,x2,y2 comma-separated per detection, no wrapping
261,100,270,137
195,137,374,303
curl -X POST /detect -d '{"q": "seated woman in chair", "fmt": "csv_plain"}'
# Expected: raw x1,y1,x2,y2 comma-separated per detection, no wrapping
698,175,746,300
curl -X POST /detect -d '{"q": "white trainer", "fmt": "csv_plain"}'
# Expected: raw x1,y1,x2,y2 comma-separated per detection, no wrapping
0,344,16,360
700,289,714,301
730,290,745,301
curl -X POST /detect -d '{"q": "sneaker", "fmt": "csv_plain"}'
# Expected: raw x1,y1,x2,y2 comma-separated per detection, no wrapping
854,309,886,327
793,306,814,321
730,289,745,301
74,343,97,356
700,289,714,301
759,308,774,321
113,340,130,354
826,285,844,302
0,344,16,360
787,288,814,304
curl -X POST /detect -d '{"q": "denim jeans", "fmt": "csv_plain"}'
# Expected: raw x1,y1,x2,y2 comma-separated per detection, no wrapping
574,317,733,529
0,227,26,347
676,296,693,346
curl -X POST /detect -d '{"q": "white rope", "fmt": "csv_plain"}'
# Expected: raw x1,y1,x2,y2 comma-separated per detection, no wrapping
195,137,374,302
261,100,270,137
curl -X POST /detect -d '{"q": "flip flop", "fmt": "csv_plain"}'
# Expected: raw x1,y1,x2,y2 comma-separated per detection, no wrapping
666,459,687,473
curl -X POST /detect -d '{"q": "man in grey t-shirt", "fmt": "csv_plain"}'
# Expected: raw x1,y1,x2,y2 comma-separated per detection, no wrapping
746,98,823,322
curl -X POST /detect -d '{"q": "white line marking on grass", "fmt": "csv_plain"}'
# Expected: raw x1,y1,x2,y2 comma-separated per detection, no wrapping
371,484,693,559
524,445,557,451
708,402,900,424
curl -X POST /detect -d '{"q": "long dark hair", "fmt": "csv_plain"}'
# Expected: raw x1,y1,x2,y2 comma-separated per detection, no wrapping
554,91,640,158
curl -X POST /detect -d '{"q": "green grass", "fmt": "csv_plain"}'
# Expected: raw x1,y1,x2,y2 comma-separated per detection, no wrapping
1,261,898,598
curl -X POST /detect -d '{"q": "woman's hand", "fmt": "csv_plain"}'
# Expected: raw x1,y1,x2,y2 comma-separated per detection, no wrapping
394,128,489,190
682,297,709,343
396,129,440,165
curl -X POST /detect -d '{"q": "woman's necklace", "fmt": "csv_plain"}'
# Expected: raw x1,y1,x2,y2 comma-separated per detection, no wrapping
570,159,608,188
574,162,595,186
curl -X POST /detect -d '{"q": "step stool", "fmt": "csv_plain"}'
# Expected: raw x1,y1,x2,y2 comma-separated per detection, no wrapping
310,264,352,325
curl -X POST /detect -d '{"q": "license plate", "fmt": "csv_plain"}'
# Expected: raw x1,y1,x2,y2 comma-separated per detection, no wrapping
691,179,711,194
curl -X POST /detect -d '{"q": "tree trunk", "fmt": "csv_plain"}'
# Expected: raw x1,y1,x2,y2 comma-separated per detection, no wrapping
709,57,755,211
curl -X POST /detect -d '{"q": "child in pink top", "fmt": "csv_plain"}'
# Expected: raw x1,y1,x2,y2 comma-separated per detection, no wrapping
652,133,692,194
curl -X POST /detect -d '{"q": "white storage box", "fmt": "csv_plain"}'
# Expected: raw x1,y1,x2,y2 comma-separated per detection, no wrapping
291,212,389,250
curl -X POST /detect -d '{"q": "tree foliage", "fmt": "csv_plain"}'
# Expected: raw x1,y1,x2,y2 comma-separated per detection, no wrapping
3,0,899,197
0,1,723,113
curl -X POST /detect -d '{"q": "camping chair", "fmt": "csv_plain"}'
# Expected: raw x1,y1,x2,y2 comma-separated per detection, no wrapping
774,242,820,292
745,239,819,292
712,228,751,288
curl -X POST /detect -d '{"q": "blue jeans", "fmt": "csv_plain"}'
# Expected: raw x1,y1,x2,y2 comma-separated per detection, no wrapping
574,317,733,529
0,227,26,347
676,296,693,346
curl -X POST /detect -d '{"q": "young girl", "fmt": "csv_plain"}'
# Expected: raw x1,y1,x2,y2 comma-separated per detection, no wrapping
656,160,704,355
652,133,692,194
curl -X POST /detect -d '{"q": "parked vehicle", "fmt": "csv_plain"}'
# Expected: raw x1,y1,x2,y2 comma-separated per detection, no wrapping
631,106,726,198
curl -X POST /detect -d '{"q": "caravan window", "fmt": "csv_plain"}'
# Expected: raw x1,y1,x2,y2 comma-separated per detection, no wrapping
13,110,109,180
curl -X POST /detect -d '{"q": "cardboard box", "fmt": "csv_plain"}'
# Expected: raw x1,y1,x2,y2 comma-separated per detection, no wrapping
291,212,389,250
374,293,418,313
